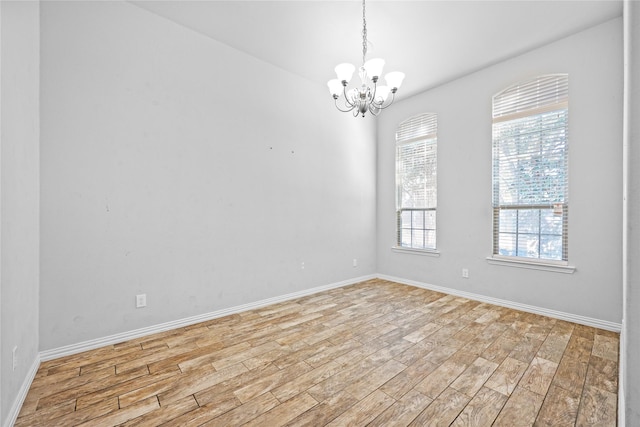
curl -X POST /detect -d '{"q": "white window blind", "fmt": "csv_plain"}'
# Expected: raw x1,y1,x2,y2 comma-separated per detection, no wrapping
396,113,437,250
492,74,569,261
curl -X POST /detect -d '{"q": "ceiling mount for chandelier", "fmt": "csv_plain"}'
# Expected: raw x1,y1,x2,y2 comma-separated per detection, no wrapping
327,0,405,118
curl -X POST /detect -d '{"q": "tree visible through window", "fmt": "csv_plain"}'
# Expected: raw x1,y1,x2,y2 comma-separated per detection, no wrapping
396,113,437,250
492,75,569,261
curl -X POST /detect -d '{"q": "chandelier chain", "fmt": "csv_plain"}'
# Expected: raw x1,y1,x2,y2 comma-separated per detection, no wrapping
362,0,367,65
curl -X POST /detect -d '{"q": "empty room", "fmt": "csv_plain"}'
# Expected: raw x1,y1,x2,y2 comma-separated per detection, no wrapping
2,0,639,426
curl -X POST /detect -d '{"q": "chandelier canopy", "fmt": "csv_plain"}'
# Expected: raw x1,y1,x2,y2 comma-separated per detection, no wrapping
327,0,405,118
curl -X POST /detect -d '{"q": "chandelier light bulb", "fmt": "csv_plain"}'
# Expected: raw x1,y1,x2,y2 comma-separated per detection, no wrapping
327,79,343,98
335,63,356,84
363,58,385,80
385,71,406,91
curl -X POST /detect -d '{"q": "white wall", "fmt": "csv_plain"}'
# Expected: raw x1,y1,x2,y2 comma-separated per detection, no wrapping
39,1,376,351
622,1,640,424
377,18,623,325
0,1,40,425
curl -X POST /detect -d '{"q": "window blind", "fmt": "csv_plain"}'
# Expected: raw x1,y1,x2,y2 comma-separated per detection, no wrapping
397,140,437,209
492,75,569,261
396,113,437,145
493,74,569,121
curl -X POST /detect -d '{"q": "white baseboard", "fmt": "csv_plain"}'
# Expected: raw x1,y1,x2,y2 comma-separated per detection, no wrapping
40,272,621,363
39,274,376,362
3,354,40,427
378,274,622,332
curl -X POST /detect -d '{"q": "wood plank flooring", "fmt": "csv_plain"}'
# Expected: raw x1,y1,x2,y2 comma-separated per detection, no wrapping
16,279,619,426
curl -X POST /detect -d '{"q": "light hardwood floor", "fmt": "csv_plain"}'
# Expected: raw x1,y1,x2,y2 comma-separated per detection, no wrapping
16,279,619,426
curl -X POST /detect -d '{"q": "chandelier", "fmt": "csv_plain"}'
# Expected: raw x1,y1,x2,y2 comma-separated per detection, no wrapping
327,0,405,118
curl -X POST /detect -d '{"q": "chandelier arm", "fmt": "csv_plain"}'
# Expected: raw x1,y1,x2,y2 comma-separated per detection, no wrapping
334,98,357,113
342,84,356,108
370,79,378,103
375,91,397,111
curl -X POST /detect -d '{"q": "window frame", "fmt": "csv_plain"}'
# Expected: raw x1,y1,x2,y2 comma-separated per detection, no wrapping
489,74,574,271
394,113,439,254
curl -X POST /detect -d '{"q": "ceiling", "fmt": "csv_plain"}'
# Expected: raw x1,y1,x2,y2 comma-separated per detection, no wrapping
131,0,622,99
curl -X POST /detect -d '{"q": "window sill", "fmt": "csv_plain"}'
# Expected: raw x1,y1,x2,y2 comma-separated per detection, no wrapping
392,247,441,257
486,256,576,274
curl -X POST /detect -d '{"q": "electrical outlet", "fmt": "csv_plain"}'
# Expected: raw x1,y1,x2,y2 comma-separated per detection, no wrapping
136,294,147,308
12,346,18,371
301,261,305,269
353,259,358,267
462,268,469,279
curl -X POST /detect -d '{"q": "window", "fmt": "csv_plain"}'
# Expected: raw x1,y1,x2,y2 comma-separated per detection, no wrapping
396,113,437,250
492,74,569,262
